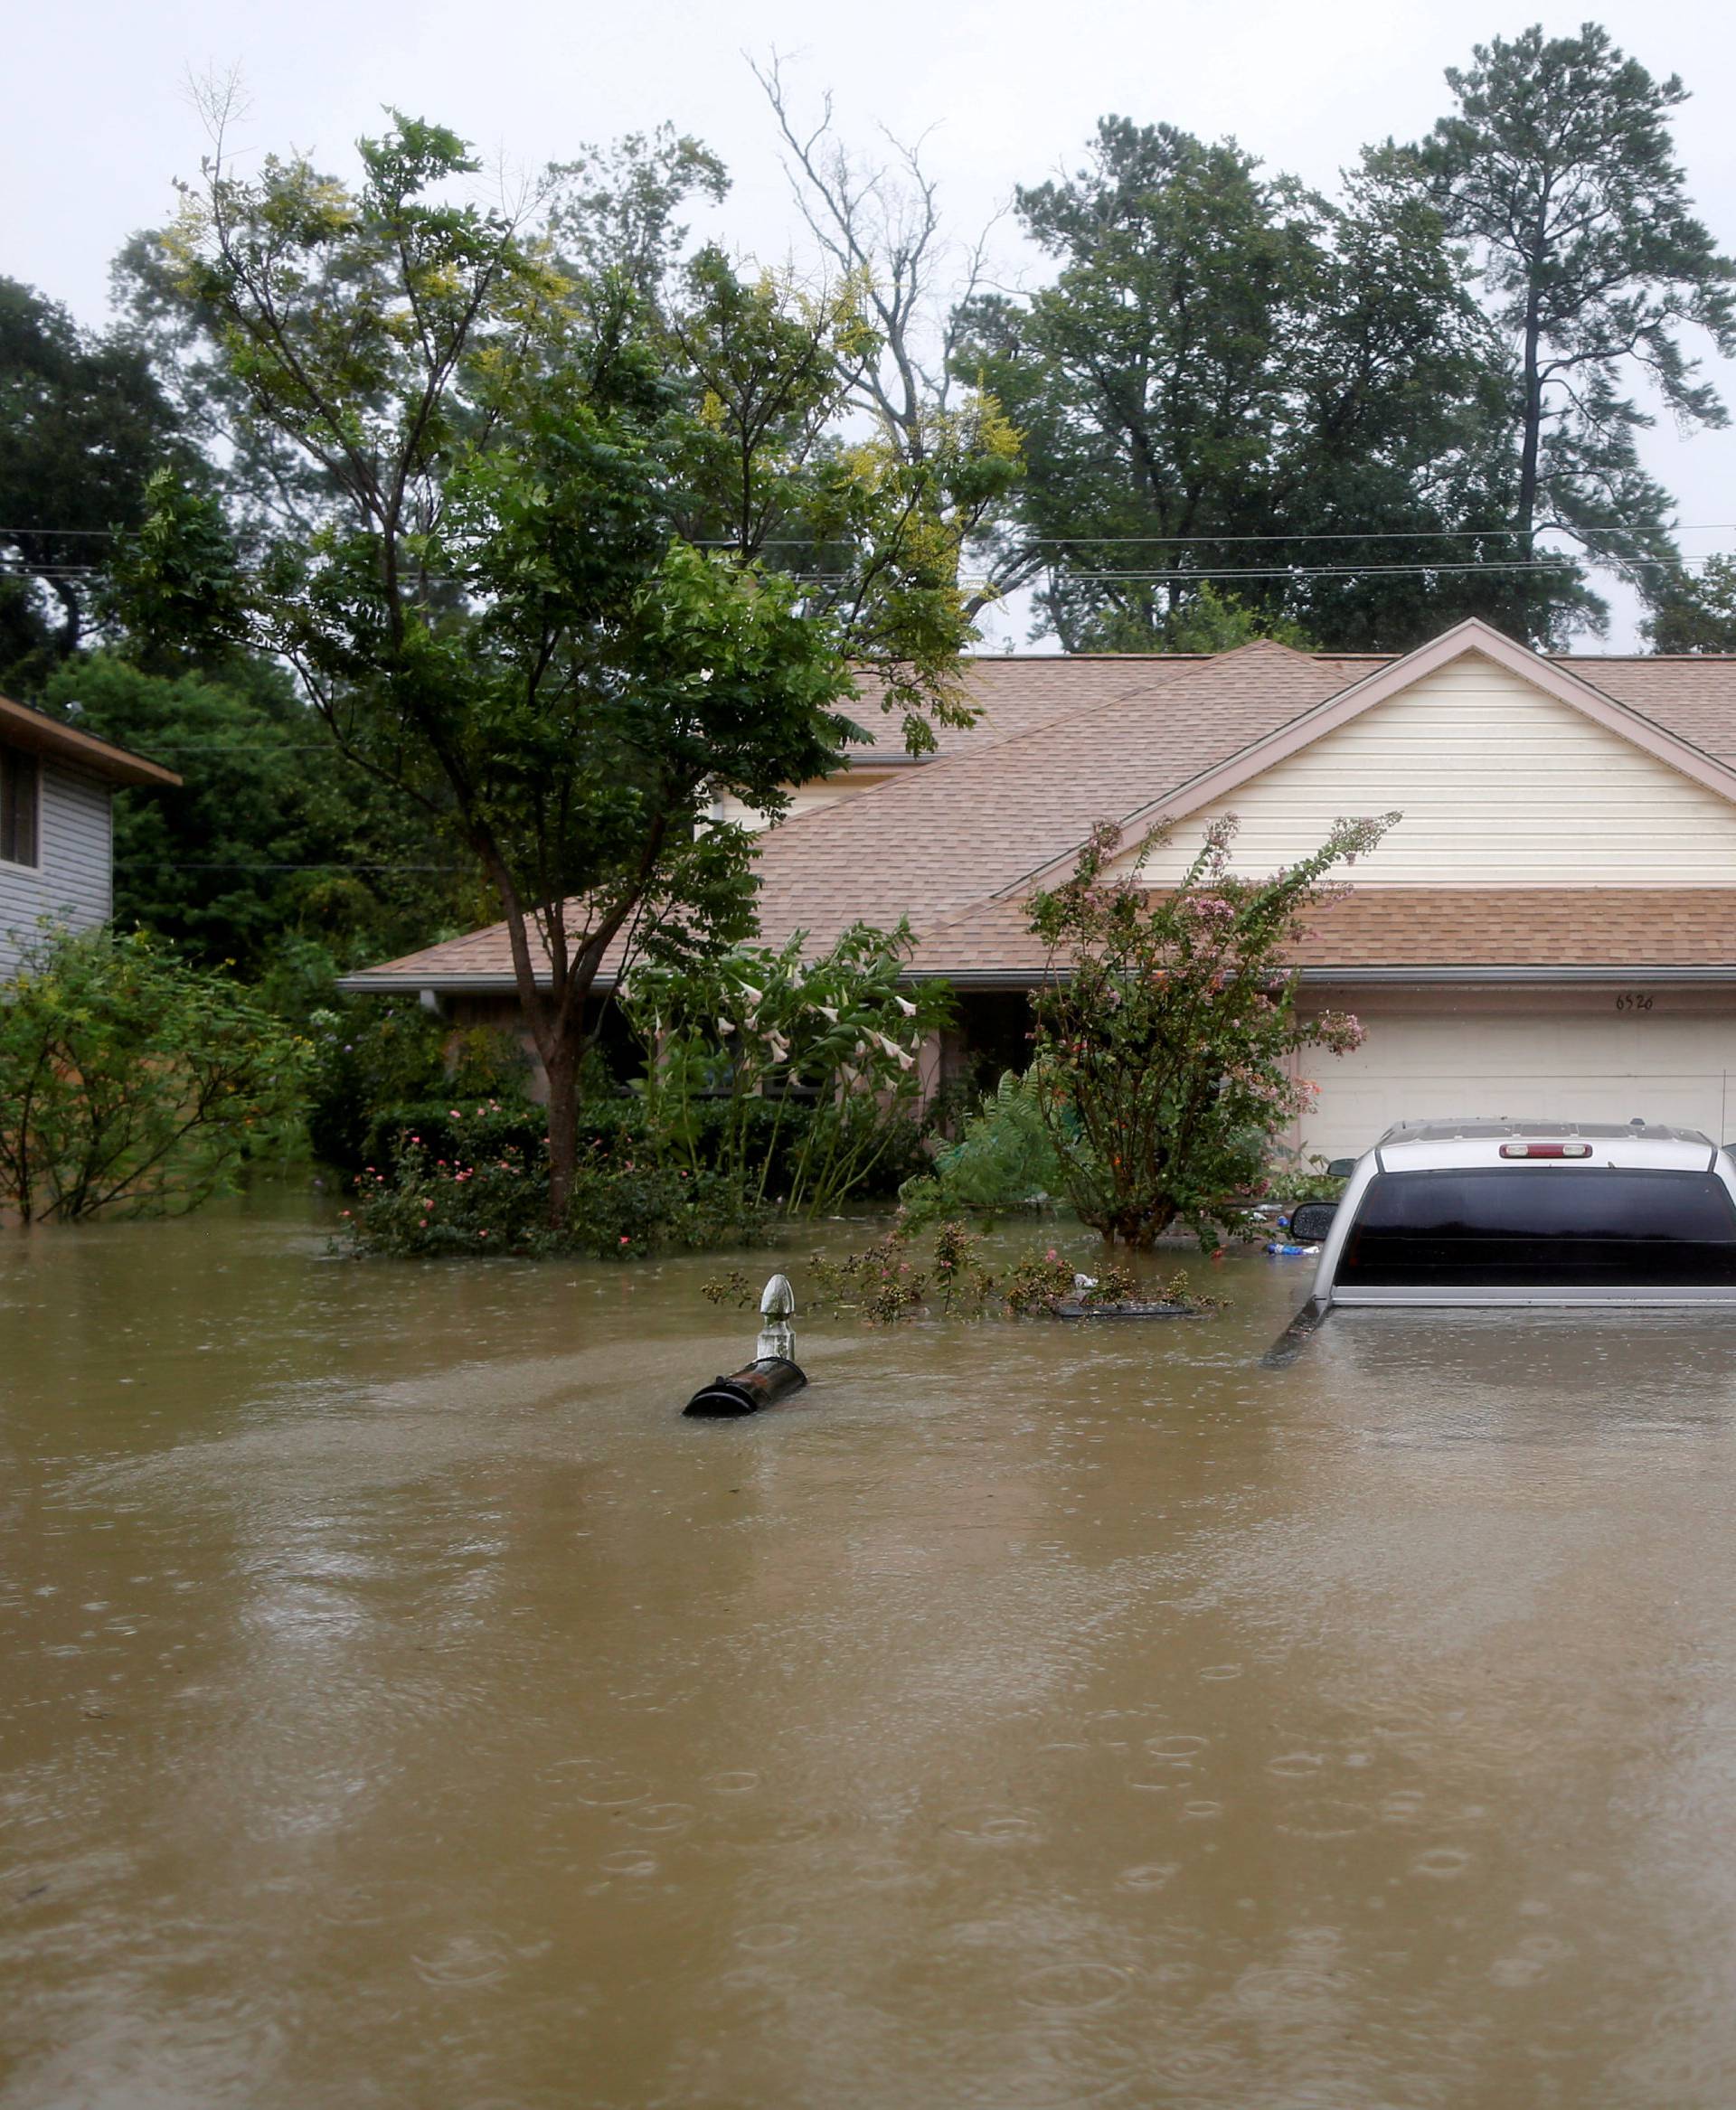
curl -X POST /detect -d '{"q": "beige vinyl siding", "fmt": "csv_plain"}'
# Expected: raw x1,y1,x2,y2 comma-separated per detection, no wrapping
715,770,900,833
1290,987,1736,1161
0,759,113,978
1128,655,1736,885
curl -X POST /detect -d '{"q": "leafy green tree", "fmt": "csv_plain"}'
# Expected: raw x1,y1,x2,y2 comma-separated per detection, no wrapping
87,463,481,994
955,120,1539,651
1386,23,1736,630
0,926,310,1222
0,278,194,688
1026,810,1396,1248
141,109,980,1215
1646,556,1736,652
36,652,471,984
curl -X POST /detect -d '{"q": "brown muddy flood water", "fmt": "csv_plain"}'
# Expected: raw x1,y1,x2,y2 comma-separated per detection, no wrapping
5,1194,1736,2107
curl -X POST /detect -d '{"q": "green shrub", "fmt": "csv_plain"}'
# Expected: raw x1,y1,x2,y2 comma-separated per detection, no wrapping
899,1069,1064,1226
358,1089,924,1203
619,923,949,1212
0,926,310,1222
306,1000,534,1172
342,1137,767,1258
1027,813,1394,1248
360,1097,614,1180
1264,1149,1349,1205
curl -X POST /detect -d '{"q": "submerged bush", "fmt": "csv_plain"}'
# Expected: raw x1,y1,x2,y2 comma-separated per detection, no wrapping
704,1221,1214,1323
1264,1148,1350,1204
341,1138,766,1258
0,926,310,1222
360,1097,588,1181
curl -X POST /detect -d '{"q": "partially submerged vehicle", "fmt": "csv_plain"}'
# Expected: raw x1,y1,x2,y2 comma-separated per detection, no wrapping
1268,1120,1736,1360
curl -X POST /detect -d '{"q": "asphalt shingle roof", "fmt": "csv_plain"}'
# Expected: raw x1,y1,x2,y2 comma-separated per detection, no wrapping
344,644,1736,989
913,888,1736,978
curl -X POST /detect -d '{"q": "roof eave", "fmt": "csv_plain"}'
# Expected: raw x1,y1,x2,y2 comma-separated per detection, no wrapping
0,694,182,788
342,961,1736,997
908,966,1736,988
336,970,605,994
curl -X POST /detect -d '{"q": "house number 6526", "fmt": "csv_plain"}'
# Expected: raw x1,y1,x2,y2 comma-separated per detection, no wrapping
1614,993,1655,1012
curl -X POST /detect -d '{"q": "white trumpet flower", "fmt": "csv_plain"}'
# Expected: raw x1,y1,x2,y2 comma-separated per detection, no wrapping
892,994,918,1018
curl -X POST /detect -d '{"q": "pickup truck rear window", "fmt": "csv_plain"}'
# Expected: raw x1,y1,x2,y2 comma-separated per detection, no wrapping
1338,1168,1736,1288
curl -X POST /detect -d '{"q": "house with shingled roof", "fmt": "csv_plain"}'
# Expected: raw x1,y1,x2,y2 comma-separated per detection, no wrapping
340,618,1736,1161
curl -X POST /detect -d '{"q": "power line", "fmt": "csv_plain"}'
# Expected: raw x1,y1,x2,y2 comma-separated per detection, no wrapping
715,526,1736,549
9,556,1734,588
1048,561,1590,581
11,521,1736,546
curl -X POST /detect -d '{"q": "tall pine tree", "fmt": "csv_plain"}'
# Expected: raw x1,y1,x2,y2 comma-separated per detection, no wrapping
1384,23,1736,636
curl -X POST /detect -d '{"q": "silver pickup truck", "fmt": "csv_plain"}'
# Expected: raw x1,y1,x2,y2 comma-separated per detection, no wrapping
1286,1119,1736,1314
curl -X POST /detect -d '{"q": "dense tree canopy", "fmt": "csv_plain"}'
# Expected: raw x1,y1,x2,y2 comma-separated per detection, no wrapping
955,120,1555,651
1646,556,1736,654
38,653,470,991
0,278,196,686
1381,22,1736,637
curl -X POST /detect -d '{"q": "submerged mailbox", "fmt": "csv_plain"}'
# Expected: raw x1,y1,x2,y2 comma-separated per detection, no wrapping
684,1275,808,1418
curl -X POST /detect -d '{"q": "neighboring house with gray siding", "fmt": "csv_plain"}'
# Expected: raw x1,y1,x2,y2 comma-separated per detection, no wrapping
0,694,181,978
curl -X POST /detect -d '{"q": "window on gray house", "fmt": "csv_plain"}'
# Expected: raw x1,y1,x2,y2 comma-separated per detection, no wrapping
1,743,40,866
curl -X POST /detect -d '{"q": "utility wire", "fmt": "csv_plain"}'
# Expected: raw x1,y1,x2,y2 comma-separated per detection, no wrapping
12,523,1736,547
7,556,1732,587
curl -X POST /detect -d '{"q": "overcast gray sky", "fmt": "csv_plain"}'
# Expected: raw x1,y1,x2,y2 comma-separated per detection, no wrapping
9,0,1735,648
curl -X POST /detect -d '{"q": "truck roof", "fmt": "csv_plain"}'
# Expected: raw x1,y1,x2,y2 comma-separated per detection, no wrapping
1369,1119,1722,1176
1377,1118,1714,1148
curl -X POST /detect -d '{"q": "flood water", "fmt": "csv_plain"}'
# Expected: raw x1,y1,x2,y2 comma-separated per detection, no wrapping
5,1194,1736,2107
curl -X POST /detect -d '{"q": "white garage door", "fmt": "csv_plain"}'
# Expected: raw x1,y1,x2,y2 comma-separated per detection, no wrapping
1301,1006,1736,1163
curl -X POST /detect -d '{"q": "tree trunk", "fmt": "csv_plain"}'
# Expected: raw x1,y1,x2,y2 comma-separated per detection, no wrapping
480,871,601,1235
1514,213,1549,641
543,1031,582,1228
1517,303,1543,546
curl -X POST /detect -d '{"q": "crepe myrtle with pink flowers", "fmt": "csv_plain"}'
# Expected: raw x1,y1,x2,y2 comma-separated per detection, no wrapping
1026,810,1398,1248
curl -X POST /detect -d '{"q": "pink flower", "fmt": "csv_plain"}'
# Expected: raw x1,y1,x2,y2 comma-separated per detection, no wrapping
619,1235,631,1246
